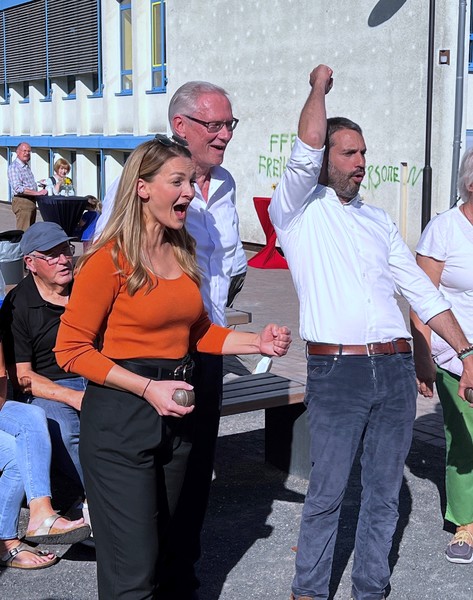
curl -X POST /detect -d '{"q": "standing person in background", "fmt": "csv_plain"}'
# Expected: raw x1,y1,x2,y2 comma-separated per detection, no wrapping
269,64,473,600
162,81,247,599
7,142,47,231
54,137,291,599
93,81,247,600
411,147,473,564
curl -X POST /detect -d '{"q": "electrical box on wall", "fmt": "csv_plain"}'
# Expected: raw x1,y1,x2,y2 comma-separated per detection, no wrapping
439,49,450,65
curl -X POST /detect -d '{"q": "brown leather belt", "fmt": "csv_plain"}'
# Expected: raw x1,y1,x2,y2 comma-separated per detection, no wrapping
307,339,411,356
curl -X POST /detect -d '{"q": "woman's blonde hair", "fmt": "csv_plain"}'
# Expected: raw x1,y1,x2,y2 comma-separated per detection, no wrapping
53,158,71,173
76,139,200,295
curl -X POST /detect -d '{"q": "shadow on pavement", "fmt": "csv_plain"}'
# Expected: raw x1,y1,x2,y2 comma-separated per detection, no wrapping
198,428,306,599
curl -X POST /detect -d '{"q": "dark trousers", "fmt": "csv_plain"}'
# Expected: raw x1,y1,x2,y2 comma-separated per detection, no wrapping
80,382,191,600
160,353,223,597
292,353,417,600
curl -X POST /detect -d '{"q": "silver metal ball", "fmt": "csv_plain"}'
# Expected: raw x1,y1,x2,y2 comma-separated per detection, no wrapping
465,388,473,403
172,389,195,407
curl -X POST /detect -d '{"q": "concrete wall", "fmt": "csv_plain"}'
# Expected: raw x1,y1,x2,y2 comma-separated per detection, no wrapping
168,0,466,248
0,0,471,249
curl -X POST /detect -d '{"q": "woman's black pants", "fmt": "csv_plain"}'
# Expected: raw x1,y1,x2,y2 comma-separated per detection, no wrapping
80,382,191,599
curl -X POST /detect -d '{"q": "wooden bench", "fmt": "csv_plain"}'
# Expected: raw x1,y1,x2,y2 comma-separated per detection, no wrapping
222,373,311,479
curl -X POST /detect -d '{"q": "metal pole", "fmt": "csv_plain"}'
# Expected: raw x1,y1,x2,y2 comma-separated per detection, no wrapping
449,0,467,207
421,0,436,231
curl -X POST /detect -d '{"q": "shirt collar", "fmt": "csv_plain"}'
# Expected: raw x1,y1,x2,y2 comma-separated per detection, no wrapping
20,273,72,308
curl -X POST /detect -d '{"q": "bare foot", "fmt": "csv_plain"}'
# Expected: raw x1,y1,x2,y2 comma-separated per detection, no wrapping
0,539,56,568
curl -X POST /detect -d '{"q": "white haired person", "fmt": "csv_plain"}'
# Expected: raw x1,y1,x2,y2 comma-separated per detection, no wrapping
411,147,473,563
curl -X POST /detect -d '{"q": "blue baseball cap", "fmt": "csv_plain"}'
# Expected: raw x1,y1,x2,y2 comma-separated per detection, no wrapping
20,222,73,255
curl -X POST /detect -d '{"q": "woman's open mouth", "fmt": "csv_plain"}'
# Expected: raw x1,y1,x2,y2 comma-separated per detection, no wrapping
173,203,190,218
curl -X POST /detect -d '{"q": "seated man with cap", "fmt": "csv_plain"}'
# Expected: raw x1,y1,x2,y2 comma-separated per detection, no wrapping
1,222,86,505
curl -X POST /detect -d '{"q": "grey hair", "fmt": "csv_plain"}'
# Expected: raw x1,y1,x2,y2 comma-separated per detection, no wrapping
168,81,231,132
458,147,473,201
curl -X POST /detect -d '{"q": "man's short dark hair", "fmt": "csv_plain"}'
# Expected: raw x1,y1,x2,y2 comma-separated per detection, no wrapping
325,117,363,148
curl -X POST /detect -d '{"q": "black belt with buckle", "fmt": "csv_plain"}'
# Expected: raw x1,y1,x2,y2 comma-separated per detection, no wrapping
114,355,194,383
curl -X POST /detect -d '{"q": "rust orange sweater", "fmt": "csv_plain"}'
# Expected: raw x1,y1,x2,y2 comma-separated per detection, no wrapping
55,245,231,384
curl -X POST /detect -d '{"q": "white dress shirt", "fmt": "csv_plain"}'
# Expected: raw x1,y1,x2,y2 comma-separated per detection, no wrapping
416,205,473,375
94,177,119,240
186,166,245,326
269,137,450,344
94,166,246,327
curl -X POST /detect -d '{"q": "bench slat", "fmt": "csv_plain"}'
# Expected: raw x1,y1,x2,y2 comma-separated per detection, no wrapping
221,373,305,416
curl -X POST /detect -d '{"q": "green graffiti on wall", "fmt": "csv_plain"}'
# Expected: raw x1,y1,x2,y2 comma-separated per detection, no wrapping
361,164,422,190
258,134,423,190
258,133,296,179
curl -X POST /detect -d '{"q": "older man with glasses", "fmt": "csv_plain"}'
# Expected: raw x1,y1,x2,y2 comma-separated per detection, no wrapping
8,142,48,231
1,222,86,509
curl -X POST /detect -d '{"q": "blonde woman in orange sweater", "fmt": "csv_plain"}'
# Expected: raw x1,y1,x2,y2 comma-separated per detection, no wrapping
54,137,291,600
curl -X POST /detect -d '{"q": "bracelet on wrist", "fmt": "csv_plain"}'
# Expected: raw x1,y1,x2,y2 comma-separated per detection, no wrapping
457,345,473,361
141,378,152,397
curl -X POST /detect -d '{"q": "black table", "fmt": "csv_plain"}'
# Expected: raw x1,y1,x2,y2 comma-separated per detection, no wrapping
36,195,89,237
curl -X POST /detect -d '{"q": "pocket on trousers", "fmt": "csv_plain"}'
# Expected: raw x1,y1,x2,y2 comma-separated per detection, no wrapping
307,355,339,379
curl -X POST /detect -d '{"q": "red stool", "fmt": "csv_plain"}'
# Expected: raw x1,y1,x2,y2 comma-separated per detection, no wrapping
248,197,288,269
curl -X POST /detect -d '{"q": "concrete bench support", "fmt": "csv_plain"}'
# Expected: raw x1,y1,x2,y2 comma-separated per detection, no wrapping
222,373,310,479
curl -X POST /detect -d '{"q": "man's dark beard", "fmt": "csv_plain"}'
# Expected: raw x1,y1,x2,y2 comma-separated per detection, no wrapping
327,164,363,202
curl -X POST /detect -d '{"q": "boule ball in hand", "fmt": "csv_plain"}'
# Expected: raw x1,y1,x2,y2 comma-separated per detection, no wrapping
172,389,195,407
465,388,473,403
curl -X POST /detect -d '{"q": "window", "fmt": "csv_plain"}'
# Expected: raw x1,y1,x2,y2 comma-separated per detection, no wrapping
119,2,132,93
470,1,473,72
0,0,100,100
150,0,166,92
63,75,76,99
0,12,8,103
19,80,29,103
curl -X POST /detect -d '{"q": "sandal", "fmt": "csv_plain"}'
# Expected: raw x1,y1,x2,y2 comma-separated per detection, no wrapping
0,542,58,570
25,514,91,545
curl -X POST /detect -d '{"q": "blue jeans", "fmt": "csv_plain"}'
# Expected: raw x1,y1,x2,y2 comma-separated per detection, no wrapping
0,402,52,539
292,353,416,600
29,377,86,491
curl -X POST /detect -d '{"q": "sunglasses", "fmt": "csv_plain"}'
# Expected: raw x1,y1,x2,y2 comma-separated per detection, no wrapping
154,133,188,147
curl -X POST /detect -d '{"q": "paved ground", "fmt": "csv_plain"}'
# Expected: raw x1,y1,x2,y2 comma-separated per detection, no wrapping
0,203,470,600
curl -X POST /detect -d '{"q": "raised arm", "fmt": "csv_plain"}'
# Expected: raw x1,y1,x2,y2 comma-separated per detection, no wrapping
269,65,333,231
298,64,333,149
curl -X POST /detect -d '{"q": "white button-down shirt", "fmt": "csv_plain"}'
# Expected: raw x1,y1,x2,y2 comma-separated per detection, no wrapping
269,137,450,344
95,166,246,327
186,166,245,326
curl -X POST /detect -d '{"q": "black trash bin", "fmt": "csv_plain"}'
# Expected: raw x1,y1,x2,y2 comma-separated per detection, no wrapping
0,230,24,285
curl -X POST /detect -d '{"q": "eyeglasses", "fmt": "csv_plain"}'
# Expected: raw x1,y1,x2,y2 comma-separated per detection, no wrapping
154,133,188,147
183,115,239,133
29,243,75,265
